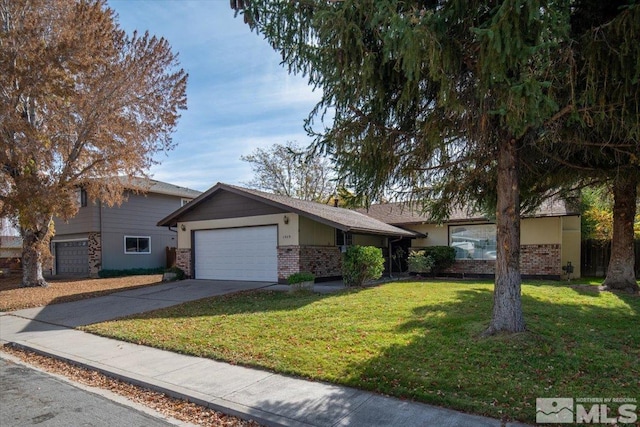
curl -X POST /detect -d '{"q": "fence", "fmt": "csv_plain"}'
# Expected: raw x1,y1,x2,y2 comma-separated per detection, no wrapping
581,239,640,277
166,246,177,268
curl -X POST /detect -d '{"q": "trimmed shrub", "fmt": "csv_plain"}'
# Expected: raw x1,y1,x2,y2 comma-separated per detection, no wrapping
165,266,185,280
421,246,456,275
287,271,315,285
407,250,435,274
342,245,384,287
98,267,164,278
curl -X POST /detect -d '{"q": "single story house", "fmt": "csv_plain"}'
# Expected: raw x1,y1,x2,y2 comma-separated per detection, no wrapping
52,178,201,277
360,198,581,279
159,183,580,282
157,183,415,282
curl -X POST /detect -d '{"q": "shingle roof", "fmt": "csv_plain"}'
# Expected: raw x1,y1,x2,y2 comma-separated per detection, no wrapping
157,183,415,237
359,197,579,226
116,177,201,199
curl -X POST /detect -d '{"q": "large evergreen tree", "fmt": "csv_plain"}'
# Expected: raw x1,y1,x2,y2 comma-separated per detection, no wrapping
538,1,640,292
573,2,639,292
232,0,640,329
232,0,576,334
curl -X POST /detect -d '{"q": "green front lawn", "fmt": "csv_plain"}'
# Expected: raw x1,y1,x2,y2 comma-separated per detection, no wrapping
84,279,640,424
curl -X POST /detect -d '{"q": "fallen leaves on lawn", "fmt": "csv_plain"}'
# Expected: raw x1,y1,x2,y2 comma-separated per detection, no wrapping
0,275,163,311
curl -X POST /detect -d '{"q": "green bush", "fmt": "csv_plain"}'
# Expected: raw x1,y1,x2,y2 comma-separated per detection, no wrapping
342,245,384,287
165,266,185,280
421,246,456,275
287,271,316,285
98,267,164,278
408,250,435,274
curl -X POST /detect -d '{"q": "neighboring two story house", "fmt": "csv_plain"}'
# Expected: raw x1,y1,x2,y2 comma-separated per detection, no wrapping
0,217,21,273
51,178,201,277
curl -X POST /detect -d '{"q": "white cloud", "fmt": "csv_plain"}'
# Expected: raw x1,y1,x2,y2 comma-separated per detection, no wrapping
109,0,324,191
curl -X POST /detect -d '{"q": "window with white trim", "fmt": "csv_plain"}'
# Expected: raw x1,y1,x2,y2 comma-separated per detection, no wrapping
76,188,87,208
449,224,497,260
124,236,151,254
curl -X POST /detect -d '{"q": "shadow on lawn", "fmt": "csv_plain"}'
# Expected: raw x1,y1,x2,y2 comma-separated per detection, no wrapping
339,285,639,424
105,285,377,321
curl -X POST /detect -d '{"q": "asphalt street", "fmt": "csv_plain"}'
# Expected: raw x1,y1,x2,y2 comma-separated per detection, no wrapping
0,357,182,427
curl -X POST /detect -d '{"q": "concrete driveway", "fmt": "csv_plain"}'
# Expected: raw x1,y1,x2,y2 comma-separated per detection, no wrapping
7,280,274,328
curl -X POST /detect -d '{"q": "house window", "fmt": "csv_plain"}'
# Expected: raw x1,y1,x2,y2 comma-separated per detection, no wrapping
336,230,352,247
76,188,87,207
449,224,497,260
124,236,151,254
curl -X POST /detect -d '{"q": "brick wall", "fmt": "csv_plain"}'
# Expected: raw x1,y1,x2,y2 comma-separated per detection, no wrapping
88,232,101,278
521,244,561,276
300,246,342,278
176,248,192,278
277,246,300,281
443,259,496,276
443,244,561,278
278,245,342,282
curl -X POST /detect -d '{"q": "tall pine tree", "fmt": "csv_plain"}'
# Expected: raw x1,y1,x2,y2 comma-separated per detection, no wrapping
232,0,638,332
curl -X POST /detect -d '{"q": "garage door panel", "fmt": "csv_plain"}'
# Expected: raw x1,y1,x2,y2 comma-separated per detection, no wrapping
194,226,277,281
55,241,89,276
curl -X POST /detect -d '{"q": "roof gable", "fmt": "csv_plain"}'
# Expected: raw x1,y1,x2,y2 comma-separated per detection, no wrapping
359,198,580,226
119,177,201,199
178,189,287,222
158,183,415,237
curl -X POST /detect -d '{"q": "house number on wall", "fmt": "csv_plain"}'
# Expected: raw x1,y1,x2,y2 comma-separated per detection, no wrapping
282,234,292,240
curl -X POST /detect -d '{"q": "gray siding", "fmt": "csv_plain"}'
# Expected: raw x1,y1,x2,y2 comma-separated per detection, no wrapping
100,230,175,270
51,233,90,242
54,204,99,235
179,190,286,222
101,192,182,235
99,192,181,270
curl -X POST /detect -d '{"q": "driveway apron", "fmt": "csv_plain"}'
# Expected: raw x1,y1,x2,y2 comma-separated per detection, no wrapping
6,279,273,327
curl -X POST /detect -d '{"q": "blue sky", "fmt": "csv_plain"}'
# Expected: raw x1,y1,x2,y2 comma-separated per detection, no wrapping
108,0,322,192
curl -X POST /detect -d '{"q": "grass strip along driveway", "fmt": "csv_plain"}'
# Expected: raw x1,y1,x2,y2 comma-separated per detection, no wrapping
84,280,640,424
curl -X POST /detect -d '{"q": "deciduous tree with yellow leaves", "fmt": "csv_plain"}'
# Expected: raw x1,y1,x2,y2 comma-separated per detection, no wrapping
0,0,187,286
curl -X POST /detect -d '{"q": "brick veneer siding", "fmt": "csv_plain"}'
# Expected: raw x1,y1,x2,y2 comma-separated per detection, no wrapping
300,246,342,278
176,248,192,278
521,244,561,276
278,246,300,281
88,232,101,278
278,245,342,282
442,244,561,278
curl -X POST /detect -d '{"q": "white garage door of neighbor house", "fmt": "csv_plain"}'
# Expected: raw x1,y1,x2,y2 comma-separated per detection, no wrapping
194,226,278,281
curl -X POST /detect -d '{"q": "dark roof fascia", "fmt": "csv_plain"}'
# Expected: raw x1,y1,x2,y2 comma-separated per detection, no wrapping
221,185,415,237
157,182,353,230
348,227,416,237
392,212,580,227
157,182,225,227
158,183,415,237
223,185,350,230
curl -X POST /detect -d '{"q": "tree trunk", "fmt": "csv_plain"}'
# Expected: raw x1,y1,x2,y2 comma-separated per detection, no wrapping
483,137,526,336
602,172,638,293
21,228,49,288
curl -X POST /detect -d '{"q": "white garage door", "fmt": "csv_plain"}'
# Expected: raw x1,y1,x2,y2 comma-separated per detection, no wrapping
194,226,278,281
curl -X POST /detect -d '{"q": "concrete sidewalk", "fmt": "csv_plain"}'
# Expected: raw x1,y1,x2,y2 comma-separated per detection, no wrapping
0,280,529,427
